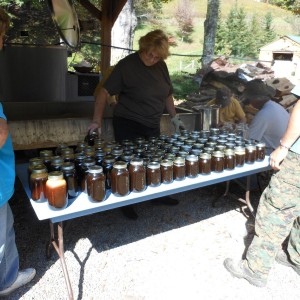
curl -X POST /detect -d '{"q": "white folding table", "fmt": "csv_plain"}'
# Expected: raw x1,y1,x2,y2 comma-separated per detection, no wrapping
16,157,271,299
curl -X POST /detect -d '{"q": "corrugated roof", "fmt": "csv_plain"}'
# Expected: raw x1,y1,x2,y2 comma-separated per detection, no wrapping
286,35,300,44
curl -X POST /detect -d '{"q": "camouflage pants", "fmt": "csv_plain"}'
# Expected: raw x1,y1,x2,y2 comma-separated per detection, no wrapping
246,151,300,280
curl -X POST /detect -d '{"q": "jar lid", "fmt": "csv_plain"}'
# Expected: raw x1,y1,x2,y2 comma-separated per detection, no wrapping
200,153,211,159
61,162,75,171
40,150,53,158
256,142,266,147
88,165,103,174
173,157,185,166
82,158,96,167
160,159,173,167
186,154,199,162
130,158,144,166
147,161,160,169
31,165,47,174
212,151,224,158
29,157,44,165
113,161,128,169
224,149,235,155
48,171,64,180
103,155,115,163
234,146,246,154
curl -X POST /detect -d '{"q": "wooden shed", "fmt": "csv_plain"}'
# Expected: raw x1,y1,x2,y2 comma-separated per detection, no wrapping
259,35,300,80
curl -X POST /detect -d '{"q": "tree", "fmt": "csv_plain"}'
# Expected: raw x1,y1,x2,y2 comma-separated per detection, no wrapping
202,0,220,67
175,0,194,42
111,0,137,65
215,3,277,59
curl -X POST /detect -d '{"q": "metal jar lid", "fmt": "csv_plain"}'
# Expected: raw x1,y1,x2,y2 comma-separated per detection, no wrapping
48,171,64,180
130,158,144,166
88,165,103,174
113,161,128,169
147,161,160,169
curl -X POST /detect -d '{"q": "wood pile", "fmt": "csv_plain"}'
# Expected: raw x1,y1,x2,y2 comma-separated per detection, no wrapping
177,56,298,120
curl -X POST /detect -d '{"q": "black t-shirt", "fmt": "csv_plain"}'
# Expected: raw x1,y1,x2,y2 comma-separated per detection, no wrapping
104,52,173,128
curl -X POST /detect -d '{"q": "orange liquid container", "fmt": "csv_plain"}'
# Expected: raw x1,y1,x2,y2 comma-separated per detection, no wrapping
30,165,48,202
46,171,68,209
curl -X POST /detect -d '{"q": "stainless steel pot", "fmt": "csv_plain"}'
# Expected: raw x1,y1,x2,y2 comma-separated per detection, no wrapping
193,105,220,130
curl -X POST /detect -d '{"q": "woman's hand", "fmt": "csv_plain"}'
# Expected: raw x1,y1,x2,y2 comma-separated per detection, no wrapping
87,121,101,136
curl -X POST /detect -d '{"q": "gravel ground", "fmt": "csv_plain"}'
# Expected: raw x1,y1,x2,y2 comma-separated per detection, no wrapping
5,178,300,300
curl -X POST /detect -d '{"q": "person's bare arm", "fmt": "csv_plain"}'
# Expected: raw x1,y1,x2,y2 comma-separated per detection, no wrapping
88,87,110,134
165,94,176,118
0,118,9,148
270,100,300,170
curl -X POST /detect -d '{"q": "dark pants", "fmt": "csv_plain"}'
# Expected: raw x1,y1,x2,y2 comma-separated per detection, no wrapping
113,116,160,142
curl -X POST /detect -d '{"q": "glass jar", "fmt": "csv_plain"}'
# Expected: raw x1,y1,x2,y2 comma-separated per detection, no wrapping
256,142,266,161
80,158,96,192
86,165,106,202
50,156,64,172
111,161,130,197
95,149,105,166
224,149,235,170
245,145,257,164
61,162,78,198
75,141,87,153
39,150,53,170
185,155,199,178
234,146,246,167
84,131,98,146
173,157,186,181
129,158,146,192
30,165,48,202
74,153,86,188
146,162,161,187
84,146,95,159
212,151,225,173
199,153,211,175
160,159,173,184
55,143,68,156
46,171,67,209
102,155,116,189
28,157,44,183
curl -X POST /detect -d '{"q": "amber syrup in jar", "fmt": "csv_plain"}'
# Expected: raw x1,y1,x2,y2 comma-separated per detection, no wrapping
61,162,78,198
234,146,246,167
46,171,68,209
199,153,211,175
129,158,146,192
185,155,199,178
28,157,44,184
245,145,257,164
211,151,225,173
30,165,48,202
256,142,266,161
146,162,161,187
80,158,96,193
111,161,130,197
173,157,186,181
224,149,235,170
102,155,116,189
50,156,64,172
39,150,53,170
86,165,106,202
74,153,86,189
160,159,173,184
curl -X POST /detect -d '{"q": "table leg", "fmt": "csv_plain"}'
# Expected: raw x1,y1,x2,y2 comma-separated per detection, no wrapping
48,221,74,300
212,177,255,218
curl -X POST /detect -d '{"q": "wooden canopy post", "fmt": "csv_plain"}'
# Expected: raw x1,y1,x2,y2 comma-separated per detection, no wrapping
100,0,127,73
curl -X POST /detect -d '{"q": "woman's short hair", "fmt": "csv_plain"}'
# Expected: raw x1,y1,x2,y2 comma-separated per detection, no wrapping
0,8,10,33
138,29,170,60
